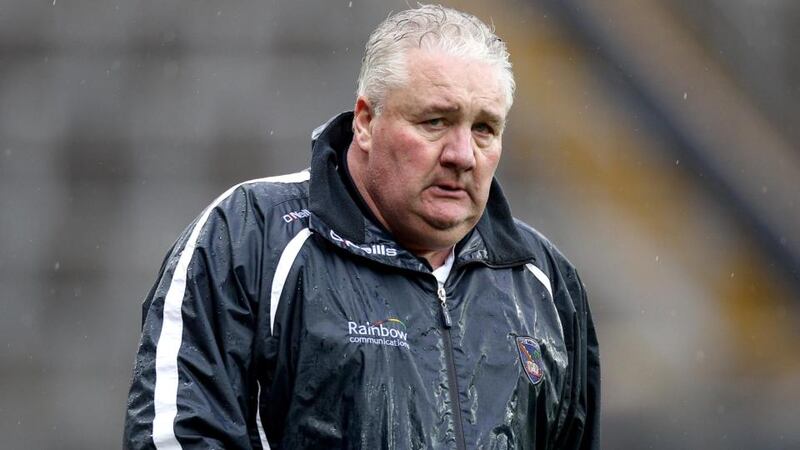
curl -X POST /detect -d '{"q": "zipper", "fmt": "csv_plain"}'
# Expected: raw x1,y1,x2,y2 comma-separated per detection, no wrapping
437,286,452,328
436,284,467,450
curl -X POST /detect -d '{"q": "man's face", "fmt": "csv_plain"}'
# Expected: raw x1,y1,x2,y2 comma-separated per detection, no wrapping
354,48,508,254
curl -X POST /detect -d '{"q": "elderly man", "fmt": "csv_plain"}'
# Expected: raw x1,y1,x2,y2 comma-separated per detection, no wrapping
125,5,599,449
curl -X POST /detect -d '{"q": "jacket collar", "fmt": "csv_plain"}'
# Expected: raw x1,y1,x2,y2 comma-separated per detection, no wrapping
308,111,536,271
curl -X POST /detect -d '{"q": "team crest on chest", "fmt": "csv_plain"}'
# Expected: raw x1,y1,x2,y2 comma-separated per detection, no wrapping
516,336,544,385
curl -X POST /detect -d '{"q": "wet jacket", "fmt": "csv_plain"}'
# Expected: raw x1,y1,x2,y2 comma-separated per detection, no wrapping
124,112,601,449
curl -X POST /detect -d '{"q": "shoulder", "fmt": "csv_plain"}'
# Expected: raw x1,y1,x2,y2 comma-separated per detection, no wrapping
203,170,312,231
214,170,311,215
177,170,311,254
512,218,589,310
512,218,576,275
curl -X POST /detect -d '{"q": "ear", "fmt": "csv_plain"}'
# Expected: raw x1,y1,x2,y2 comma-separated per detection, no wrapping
353,96,375,152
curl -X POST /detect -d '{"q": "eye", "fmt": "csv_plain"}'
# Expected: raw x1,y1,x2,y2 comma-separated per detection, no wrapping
472,122,495,135
423,117,446,128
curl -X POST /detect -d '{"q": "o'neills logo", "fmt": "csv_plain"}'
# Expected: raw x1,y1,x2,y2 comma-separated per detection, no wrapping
282,209,311,223
329,229,398,257
348,318,410,349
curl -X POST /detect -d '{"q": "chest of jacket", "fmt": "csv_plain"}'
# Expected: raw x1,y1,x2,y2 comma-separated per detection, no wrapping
265,241,568,449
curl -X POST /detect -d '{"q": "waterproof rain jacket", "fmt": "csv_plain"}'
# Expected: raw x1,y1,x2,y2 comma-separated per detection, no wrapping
124,112,601,449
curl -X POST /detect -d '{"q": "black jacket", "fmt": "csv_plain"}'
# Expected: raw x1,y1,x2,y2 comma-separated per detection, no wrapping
124,112,600,449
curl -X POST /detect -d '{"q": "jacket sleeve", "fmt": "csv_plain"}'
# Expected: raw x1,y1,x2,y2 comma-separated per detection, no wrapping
124,190,265,449
553,269,602,449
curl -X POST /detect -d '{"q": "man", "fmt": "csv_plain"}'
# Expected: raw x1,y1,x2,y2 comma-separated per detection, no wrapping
125,5,600,449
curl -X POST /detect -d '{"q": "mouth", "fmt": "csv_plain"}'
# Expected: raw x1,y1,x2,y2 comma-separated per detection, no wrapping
429,182,468,198
436,183,463,191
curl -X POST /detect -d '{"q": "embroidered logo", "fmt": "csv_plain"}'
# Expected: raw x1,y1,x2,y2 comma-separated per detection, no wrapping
348,318,410,349
516,336,544,385
282,209,311,223
329,229,398,257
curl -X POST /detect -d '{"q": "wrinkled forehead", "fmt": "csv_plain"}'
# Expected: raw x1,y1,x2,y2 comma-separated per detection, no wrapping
390,49,510,119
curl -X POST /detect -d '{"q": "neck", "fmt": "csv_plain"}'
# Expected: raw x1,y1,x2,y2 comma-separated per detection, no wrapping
419,247,453,269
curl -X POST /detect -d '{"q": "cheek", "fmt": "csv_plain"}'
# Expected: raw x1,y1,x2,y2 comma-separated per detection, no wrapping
367,132,418,198
374,129,430,175
478,147,502,176
385,130,422,163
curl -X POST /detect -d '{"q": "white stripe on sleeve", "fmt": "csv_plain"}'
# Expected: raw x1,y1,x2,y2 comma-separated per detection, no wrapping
525,263,553,300
151,170,310,450
256,380,270,450
269,227,312,335
524,262,566,348
252,226,312,449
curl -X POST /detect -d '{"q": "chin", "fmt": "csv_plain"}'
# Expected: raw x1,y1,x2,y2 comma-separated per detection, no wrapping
396,218,471,255
423,215,475,237
426,218,462,231
421,205,474,227
394,208,478,246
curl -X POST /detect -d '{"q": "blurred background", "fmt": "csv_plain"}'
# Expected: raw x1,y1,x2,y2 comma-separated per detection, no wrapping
1,0,798,448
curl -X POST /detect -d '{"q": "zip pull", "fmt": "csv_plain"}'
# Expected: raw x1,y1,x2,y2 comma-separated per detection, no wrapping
437,285,452,328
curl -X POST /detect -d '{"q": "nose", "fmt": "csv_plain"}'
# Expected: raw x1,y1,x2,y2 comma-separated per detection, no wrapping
439,126,475,171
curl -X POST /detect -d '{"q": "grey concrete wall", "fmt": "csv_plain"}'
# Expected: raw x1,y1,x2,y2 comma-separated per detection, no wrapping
2,1,798,449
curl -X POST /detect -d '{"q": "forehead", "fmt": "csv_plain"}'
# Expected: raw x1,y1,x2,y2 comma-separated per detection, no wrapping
387,49,508,120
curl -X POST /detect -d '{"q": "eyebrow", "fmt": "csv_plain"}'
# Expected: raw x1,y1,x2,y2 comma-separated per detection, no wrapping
419,103,461,115
418,103,506,128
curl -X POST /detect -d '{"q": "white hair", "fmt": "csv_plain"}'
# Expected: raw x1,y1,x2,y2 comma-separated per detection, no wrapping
356,4,515,114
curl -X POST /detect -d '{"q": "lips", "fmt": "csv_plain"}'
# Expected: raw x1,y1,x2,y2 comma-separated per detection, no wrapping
429,182,468,199
436,182,464,191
